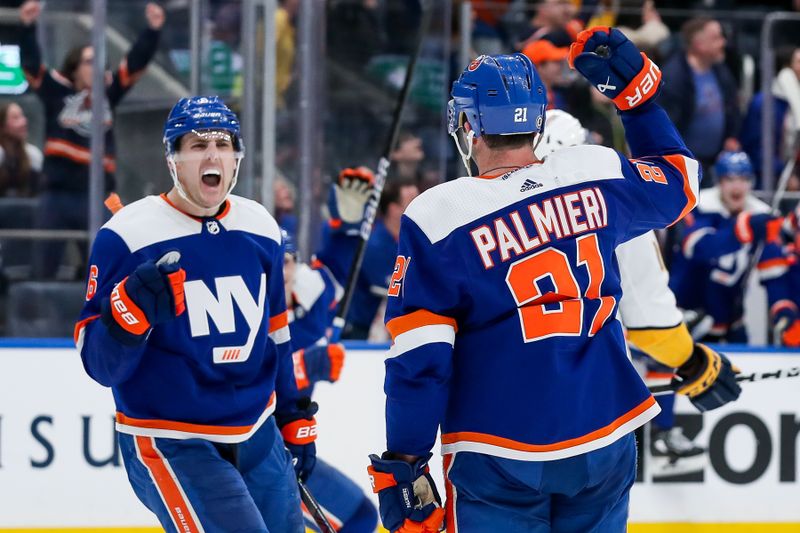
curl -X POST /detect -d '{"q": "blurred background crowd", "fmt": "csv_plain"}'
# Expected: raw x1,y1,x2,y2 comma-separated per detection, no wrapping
0,0,799,349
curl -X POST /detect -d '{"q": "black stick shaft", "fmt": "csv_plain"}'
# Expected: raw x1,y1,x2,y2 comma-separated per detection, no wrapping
298,479,336,533
649,365,800,395
330,5,432,341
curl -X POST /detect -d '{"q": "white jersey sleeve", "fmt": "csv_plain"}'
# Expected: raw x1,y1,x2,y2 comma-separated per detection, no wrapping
617,230,683,330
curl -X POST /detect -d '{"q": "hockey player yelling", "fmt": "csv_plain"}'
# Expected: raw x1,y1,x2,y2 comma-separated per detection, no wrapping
368,29,740,533
75,96,316,532
167,130,238,212
165,106,243,215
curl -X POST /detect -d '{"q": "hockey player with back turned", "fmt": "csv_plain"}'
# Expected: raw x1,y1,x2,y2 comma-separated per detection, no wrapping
367,28,741,533
75,96,316,532
535,109,721,472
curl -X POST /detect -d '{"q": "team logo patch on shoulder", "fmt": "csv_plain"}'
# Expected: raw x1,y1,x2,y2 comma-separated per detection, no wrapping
520,179,542,192
468,55,487,72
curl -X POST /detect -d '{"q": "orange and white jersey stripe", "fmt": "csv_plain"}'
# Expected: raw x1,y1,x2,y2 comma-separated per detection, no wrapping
386,310,458,358
441,396,659,461
269,310,291,345
116,392,277,443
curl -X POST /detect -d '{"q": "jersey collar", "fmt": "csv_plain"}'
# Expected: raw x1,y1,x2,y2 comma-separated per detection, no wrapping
160,193,231,222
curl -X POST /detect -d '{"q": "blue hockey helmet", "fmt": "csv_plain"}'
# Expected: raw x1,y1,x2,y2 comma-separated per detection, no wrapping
163,96,244,155
449,54,547,137
714,151,755,181
163,96,244,205
448,54,547,174
281,227,297,257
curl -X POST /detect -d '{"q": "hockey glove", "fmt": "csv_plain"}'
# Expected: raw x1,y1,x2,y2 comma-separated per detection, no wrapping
328,166,375,235
673,343,741,412
771,302,798,346
568,27,661,111
276,397,318,482
368,452,445,533
781,319,800,347
292,343,345,389
101,251,186,346
734,212,784,245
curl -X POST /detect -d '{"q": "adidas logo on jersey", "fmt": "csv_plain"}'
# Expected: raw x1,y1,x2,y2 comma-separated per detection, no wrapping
520,179,542,192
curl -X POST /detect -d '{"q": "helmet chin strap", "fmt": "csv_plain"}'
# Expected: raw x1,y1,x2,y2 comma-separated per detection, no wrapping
451,129,475,177
167,153,243,211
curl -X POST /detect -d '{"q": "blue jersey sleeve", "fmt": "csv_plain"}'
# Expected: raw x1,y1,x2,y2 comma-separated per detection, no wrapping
75,228,147,387
382,217,463,457
758,243,796,323
267,236,301,412
610,103,701,241
679,212,742,264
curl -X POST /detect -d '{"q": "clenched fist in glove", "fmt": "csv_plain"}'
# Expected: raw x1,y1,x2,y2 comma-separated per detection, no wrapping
293,343,345,390
368,452,445,533
569,27,662,111
734,212,784,245
328,167,375,235
276,397,318,482
673,344,741,412
101,251,186,345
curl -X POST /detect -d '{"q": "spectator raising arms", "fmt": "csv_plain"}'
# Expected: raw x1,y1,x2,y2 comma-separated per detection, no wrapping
17,0,164,278
0,102,42,197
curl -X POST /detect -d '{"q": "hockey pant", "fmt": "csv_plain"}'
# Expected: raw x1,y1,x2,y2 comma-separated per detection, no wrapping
443,433,636,533
302,458,378,532
119,416,304,533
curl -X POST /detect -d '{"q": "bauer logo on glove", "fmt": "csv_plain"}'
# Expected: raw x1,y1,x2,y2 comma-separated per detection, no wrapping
568,26,662,111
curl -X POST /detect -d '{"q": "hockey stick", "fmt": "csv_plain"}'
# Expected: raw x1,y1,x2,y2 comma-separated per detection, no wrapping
648,365,800,396
298,478,336,533
329,5,432,342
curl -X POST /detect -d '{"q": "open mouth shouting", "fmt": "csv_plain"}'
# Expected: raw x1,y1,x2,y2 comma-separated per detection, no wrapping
201,168,223,190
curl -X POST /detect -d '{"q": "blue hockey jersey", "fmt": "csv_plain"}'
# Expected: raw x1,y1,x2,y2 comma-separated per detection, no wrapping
382,103,700,460
288,261,340,351
317,219,397,332
75,194,298,443
669,188,793,334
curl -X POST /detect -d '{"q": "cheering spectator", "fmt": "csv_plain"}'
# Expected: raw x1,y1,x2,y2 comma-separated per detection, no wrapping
17,0,164,278
658,17,741,185
390,131,426,188
274,173,298,240
0,102,42,197
740,46,800,188
515,0,576,50
522,39,569,110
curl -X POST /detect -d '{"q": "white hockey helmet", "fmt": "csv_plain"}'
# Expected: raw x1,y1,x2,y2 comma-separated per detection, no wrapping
534,109,589,159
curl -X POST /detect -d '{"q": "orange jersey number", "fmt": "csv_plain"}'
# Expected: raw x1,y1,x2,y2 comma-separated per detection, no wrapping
85,265,99,301
505,233,615,342
633,161,668,185
388,255,411,297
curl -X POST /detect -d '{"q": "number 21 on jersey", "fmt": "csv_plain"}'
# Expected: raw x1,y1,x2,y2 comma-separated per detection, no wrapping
505,233,615,342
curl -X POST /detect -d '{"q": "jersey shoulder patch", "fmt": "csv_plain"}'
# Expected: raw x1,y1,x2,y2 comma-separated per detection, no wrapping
104,195,199,253
405,145,623,244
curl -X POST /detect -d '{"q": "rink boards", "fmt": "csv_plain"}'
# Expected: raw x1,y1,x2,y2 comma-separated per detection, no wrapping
0,340,798,531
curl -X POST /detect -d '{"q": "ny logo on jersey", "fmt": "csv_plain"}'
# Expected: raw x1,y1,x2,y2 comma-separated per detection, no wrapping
184,274,266,364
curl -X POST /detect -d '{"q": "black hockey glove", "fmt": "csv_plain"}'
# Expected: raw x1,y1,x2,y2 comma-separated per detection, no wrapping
672,343,741,412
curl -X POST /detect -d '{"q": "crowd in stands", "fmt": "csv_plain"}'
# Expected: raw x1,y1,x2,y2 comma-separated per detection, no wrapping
1,0,800,348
